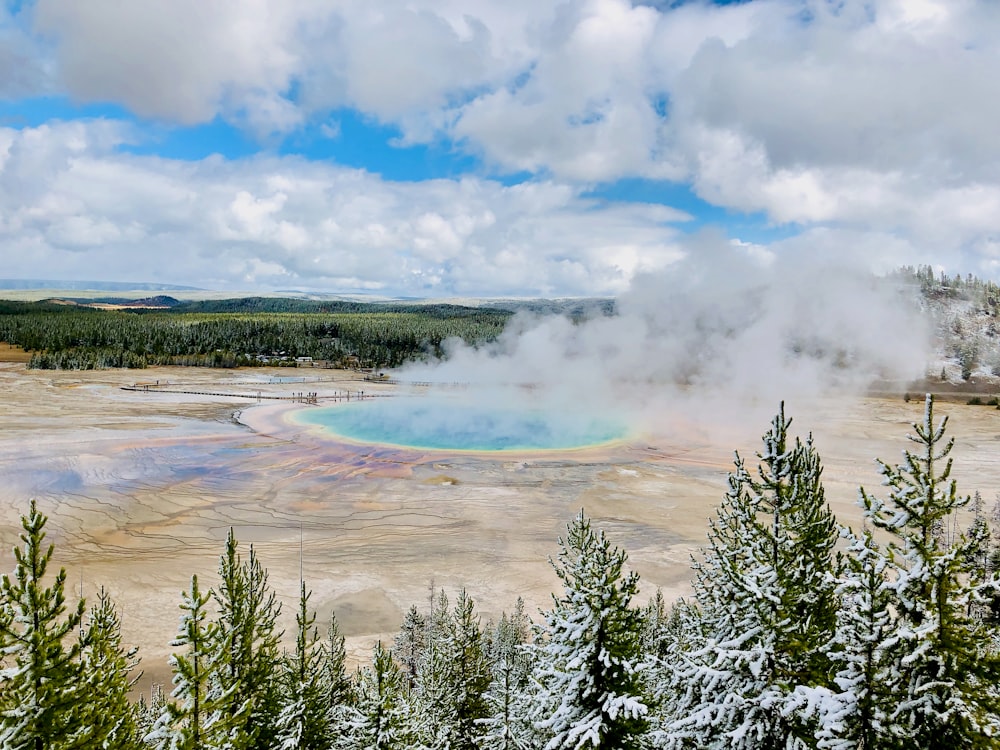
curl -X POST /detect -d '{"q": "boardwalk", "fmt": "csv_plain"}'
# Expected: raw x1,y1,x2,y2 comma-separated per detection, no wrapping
121,383,377,403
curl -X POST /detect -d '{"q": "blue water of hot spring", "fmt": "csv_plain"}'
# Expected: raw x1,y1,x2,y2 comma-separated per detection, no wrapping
294,397,627,452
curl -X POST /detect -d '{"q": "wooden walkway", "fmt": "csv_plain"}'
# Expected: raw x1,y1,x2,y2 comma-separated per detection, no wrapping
121,384,377,403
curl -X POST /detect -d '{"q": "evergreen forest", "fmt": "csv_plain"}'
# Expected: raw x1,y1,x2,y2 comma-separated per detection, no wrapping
3,395,1000,748
0,299,512,370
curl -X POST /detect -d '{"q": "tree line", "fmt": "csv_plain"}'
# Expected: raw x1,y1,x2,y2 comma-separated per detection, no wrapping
0,301,511,371
2,395,1000,748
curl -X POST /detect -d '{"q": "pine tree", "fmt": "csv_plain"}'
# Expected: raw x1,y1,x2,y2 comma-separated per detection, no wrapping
963,490,997,623
858,394,1000,747
209,529,284,750
136,683,167,742
448,588,493,749
275,581,333,750
394,604,426,692
805,527,897,750
77,587,144,749
666,404,839,749
639,589,670,661
335,641,413,750
149,574,223,750
323,611,353,716
0,500,87,750
531,510,649,750
413,588,456,747
480,600,534,750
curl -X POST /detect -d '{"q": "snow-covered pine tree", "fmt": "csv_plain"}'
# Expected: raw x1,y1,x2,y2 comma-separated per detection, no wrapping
447,588,492,750
859,394,1000,747
209,529,284,750
805,527,897,750
531,510,649,750
335,641,414,750
394,604,426,692
323,611,353,718
962,490,997,624
666,404,839,749
413,588,455,747
77,587,144,749
149,574,222,750
136,683,167,742
645,596,706,748
275,581,332,750
479,600,534,750
0,499,87,750
639,589,669,660
410,587,491,749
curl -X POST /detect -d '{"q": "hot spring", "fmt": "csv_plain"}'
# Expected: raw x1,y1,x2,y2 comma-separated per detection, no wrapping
293,396,627,452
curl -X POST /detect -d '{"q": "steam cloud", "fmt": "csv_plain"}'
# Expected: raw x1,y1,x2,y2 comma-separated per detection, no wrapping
399,235,931,441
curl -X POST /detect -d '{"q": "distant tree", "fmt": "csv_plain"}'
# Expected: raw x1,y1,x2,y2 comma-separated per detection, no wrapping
531,511,649,750
448,589,493,749
0,500,87,750
413,589,455,746
136,683,167,743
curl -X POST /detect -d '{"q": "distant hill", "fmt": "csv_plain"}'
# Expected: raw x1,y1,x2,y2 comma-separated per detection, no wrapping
896,266,1000,385
37,296,181,309
0,279,202,292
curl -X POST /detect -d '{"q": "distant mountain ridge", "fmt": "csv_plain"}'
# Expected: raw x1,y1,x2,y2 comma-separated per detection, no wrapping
0,279,203,292
47,295,182,309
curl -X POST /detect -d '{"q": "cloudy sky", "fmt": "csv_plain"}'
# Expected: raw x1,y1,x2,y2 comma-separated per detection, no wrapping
0,0,997,297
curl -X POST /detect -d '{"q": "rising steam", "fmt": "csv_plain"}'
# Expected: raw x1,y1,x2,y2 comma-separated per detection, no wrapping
399,236,930,441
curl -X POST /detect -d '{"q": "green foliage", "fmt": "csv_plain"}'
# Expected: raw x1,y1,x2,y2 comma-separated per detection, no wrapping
152,574,223,750
77,588,144,749
410,588,489,748
0,500,87,749
323,611,354,714
393,605,425,692
532,510,649,750
209,529,284,750
0,299,511,370
336,642,414,750
275,582,332,750
480,599,534,750
859,394,1000,748
823,527,898,749
667,403,840,748
8,396,1000,748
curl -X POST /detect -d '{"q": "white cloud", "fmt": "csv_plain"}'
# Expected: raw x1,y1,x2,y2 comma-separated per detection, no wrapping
0,121,689,295
3,0,1000,283
33,0,305,131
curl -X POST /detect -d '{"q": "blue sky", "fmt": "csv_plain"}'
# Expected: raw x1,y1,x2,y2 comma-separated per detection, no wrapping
0,0,997,296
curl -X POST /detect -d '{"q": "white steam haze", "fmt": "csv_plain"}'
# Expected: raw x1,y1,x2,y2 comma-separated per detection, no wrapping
399,237,930,441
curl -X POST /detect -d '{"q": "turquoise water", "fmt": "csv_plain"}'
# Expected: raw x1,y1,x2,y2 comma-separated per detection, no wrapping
295,398,626,451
